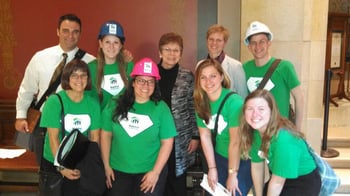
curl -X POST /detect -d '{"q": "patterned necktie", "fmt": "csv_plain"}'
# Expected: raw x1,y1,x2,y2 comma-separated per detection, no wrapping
49,53,68,85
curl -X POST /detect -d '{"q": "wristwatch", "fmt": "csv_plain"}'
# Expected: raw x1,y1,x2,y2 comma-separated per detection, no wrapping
228,168,238,174
56,166,65,172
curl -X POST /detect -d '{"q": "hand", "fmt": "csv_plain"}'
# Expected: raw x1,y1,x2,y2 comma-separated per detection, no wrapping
15,119,29,132
123,49,133,62
226,173,241,196
60,168,80,180
104,165,115,189
207,167,218,192
187,139,199,154
140,170,159,193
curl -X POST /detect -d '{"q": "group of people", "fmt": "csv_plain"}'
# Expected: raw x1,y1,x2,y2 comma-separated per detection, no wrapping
14,13,321,196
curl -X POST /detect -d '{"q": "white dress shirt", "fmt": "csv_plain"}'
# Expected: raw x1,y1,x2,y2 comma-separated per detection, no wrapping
16,45,95,118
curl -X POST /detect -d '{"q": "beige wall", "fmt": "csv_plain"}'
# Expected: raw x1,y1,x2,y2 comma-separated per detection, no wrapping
217,0,241,59
219,0,329,152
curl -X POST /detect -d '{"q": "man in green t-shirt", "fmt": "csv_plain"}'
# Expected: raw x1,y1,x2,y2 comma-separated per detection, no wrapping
243,21,304,131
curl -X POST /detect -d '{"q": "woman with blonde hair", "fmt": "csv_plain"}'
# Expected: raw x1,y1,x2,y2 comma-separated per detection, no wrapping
194,59,252,195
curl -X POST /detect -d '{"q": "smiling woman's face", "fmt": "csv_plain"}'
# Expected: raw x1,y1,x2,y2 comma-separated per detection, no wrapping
244,97,271,133
132,76,156,103
69,70,88,93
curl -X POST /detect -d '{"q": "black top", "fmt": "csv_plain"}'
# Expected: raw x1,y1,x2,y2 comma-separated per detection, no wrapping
158,61,179,108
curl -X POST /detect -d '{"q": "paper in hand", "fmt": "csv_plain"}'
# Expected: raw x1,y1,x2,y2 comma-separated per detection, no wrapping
200,174,231,196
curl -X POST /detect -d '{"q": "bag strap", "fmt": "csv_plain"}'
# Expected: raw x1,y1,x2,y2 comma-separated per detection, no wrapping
56,94,65,139
257,59,281,90
213,91,235,138
74,48,86,60
34,49,86,109
39,94,65,169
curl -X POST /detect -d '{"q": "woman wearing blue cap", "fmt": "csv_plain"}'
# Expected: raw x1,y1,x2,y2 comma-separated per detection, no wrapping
87,20,134,109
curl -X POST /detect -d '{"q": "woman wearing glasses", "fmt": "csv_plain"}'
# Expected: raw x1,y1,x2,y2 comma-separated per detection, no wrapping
157,32,199,196
101,58,177,196
39,59,101,195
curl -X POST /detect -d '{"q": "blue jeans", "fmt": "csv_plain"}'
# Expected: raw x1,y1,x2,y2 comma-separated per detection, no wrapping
215,153,253,196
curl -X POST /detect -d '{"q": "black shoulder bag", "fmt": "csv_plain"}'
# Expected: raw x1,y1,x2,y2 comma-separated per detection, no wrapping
15,49,86,155
38,94,65,196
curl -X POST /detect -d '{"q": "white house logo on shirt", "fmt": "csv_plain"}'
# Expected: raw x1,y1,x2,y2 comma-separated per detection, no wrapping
102,74,124,95
247,77,275,92
130,116,139,124
203,114,227,135
64,114,91,133
109,77,118,88
73,118,81,127
120,112,153,137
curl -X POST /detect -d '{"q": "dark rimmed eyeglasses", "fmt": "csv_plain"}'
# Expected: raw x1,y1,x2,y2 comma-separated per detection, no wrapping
135,78,155,86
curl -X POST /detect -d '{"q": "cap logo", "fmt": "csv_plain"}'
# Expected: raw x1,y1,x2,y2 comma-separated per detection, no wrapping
143,62,152,73
251,23,258,31
108,24,117,35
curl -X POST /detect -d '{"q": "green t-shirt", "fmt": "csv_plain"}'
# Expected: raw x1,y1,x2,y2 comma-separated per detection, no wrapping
249,129,317,178
87,59,134,109
196,88,243,158
102,99,177,173
40,91,101,163
243,57,300,117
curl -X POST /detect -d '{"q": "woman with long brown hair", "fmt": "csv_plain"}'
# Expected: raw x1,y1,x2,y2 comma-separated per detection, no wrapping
87,20,134,109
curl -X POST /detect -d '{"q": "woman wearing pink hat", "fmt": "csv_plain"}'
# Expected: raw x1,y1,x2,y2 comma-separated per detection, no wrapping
100,58,177,196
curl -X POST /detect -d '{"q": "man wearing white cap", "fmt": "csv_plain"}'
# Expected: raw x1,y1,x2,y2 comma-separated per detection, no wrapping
243,21,304,131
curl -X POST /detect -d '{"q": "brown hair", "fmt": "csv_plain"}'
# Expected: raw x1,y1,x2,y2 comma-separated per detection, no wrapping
206,24,230,42
193,58,230,124
58,14,81,30
61,59,92,90
158,32,183,54
240,89,303,158
95,37,128,102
